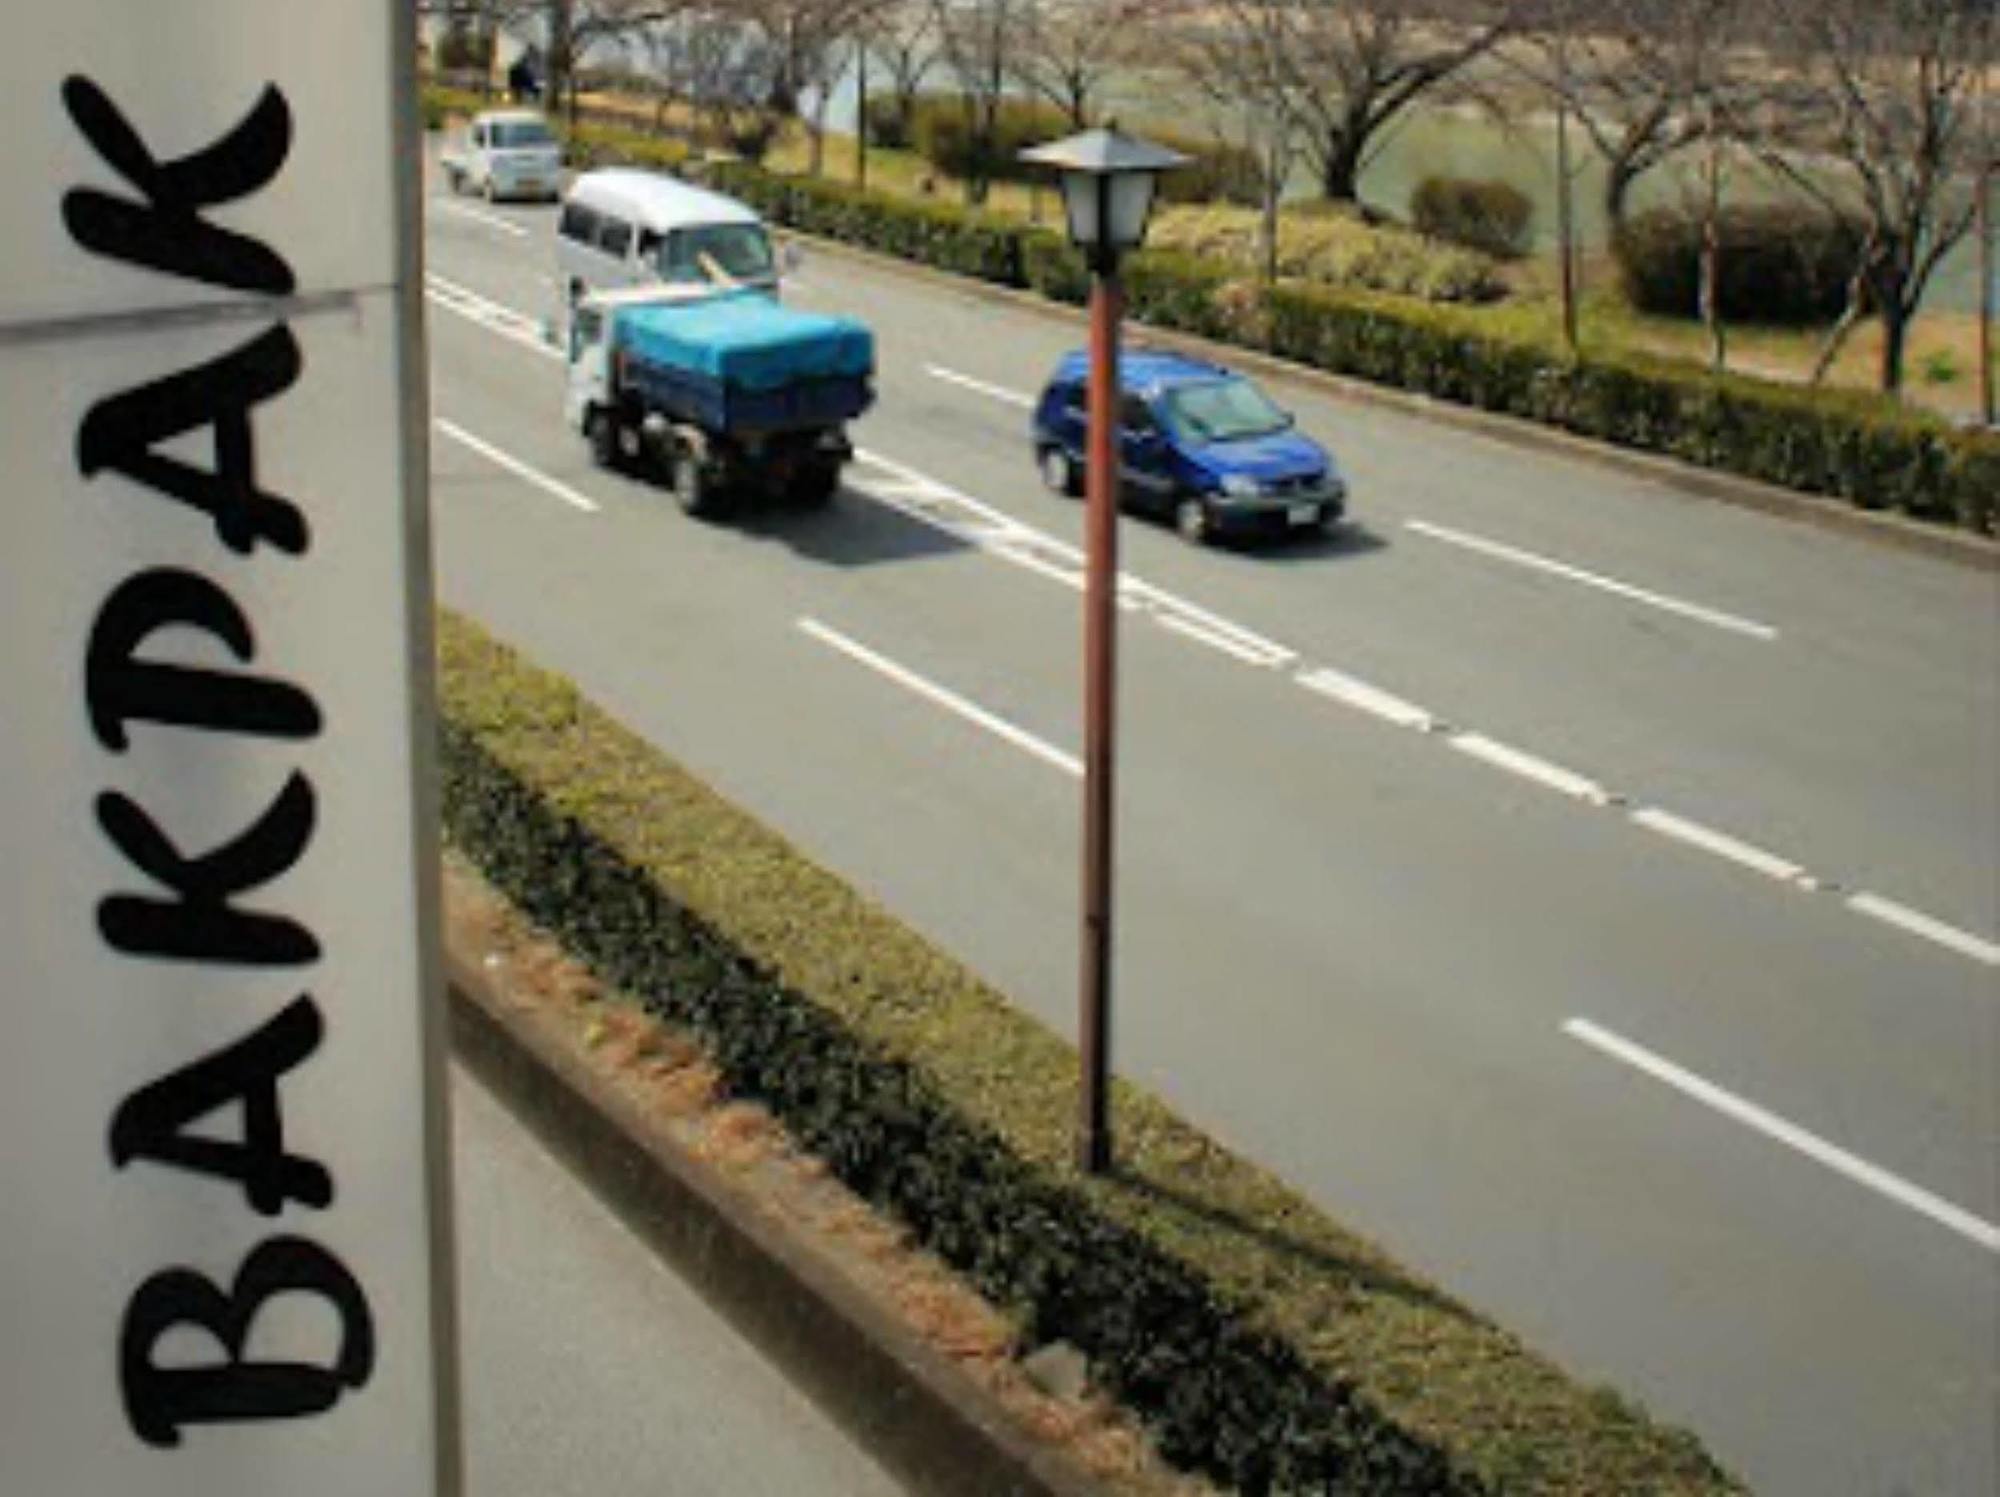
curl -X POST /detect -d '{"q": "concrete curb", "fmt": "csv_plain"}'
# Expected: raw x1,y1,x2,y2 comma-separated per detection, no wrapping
445,945,1107,1497
781,228,1999,573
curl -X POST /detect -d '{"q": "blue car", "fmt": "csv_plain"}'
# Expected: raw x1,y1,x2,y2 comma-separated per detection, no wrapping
1030,350,1347,544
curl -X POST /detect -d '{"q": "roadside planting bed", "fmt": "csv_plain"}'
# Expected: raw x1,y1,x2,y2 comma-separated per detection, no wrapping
437,610,1741,1496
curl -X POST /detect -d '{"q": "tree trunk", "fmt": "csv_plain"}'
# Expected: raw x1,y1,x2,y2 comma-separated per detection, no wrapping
1603,156,1640,238
1317,129,1365,204
1879,301,1910,395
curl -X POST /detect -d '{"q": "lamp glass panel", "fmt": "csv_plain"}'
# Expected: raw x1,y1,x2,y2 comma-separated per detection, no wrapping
1107,171,1158,251
1060,171,1103,248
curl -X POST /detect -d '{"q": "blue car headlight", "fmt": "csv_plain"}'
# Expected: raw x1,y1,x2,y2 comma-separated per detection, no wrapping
1219,473,1263,500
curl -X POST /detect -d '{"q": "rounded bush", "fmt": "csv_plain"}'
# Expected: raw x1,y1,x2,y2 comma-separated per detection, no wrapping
1612,204,1868,325
1410,176,1534,259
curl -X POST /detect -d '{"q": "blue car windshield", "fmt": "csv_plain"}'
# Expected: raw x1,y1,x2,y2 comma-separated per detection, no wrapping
1159,379,1290,442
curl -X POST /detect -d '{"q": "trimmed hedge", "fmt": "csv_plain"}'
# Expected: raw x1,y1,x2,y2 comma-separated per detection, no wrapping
437,610,1745,1496
1613,204,1869,325
1411,177,1535,261
418,80,1999,532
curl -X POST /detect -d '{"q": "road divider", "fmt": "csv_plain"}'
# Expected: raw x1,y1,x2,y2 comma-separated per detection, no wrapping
436,419,599,513
1564,1018,2000,1254
799,618,1082,778
1405,519,1780,641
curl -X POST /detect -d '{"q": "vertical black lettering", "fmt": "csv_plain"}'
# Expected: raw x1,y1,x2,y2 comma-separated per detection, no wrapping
96,773,319,966
121,1236,373,1448
76,326,307,554
109,996,330,1210
62,76,295,295
86,569,320,750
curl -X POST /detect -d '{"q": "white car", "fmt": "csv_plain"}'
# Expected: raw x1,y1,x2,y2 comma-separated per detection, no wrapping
441,109,563,203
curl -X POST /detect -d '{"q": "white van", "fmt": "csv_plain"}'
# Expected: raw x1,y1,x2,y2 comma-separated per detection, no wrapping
555,169,788,307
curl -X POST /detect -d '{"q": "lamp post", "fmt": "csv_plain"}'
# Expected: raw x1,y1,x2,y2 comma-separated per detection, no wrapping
1021,126,1186,1175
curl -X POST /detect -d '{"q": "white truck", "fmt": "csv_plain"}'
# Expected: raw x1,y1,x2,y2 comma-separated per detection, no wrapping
565,286,874,518
441,108,564,203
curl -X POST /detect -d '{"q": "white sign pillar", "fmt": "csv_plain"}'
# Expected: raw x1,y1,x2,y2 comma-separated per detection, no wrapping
0,5,459,1492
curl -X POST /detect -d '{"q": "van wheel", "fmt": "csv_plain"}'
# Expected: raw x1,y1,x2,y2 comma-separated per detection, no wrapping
1039,446,1080,497
673,451,724,518
586,409,621,472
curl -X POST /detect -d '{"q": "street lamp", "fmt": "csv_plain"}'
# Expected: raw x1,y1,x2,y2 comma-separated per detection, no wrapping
1021,125,1186,1175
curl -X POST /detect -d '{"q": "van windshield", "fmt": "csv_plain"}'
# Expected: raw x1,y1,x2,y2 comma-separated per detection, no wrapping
655,223,775,286
491,120,556,148
1158,378,1290,443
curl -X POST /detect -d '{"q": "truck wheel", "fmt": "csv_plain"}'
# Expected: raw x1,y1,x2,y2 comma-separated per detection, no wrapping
672,452,724,518
790,464,839,508
586,409,621,472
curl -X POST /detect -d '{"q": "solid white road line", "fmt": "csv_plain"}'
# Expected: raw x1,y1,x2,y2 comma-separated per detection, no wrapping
425,273,559,358
1406,519,1779,641
1155,612,1295,667
430,273,2000,975
1629,807,1809,884
436,420,599,513
926,364,1037,409
1565,1018,2000,1254
797,618,1082,778
429,198,531,238
1449,733,1615,805
1293,666,1439,732
1845,893,2000,967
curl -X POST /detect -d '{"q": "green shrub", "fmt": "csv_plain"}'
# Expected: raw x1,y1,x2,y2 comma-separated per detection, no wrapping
909,95,1072,187
1411,177,1535,260
420,83,485,133
862,94,916,150
1612,204,1868,325
436,610,1747,1497
706,164,1029,285
1149,204,1507,305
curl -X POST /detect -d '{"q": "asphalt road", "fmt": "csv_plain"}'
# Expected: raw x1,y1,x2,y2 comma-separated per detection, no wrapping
419,155,1998,1496
454,1064,905,1496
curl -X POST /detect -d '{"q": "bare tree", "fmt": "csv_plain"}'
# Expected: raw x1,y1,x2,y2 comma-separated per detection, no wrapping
1170,0,1307,288
541,0,687,122
1763,0,1996,393
860,1,941,146
1247,0,1526,206
928,0,1030,205
736,0,884,172
1011,0,1137,128
1515,0,1753,236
